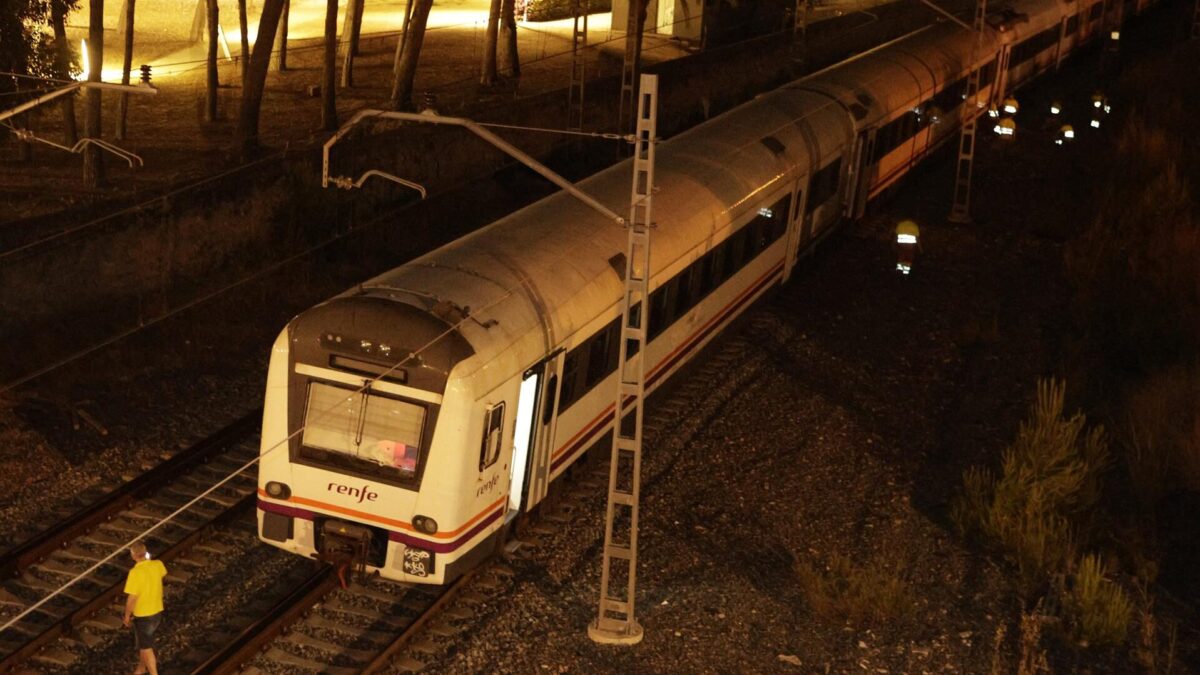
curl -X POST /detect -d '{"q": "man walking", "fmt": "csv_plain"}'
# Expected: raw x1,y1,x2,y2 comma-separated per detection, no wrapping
123,540,167,675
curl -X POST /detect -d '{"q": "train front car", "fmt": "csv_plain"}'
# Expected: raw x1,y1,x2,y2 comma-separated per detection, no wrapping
256,293,487,583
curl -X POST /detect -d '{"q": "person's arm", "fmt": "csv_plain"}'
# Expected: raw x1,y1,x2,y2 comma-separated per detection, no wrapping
123,593,138,627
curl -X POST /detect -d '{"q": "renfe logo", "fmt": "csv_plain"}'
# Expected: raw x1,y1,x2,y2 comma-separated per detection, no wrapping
328,482,379,504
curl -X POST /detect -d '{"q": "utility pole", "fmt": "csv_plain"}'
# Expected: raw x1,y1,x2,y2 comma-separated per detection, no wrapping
589,72,657,647
568,0,589,131
618,0,644,136
947,0,988,224
793,0,814,72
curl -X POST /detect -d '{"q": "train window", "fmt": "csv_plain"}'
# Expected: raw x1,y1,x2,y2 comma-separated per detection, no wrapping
479,403,505,471
1089,2,1102,20
675,265,694,318
696,251,716,298
303,381,425,475
807,158,843,213
558,349,584,412
586,322,617,387
1066,14,1079,34
542,375,557,425
648,285,670,339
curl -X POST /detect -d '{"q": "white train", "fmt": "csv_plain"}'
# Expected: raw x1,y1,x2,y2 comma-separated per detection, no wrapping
257,0,1140,583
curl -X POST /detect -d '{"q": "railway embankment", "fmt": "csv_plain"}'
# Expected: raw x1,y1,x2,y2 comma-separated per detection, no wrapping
0,0,955,393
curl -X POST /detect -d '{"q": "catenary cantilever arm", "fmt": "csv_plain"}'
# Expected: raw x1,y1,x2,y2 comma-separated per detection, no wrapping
322,109,627,227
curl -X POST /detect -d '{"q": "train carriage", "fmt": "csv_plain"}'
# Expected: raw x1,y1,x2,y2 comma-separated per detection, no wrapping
257,0,1124,583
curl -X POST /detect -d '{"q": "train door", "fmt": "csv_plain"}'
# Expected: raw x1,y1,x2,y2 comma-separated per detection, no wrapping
506,358,560,521
843,130,872,220
781,175,810,281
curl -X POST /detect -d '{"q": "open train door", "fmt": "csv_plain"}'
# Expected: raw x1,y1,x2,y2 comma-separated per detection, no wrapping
506,355,561,521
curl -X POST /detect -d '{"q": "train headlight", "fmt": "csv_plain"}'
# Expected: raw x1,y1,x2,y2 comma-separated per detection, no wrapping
413,515,438,534
265,481,291,499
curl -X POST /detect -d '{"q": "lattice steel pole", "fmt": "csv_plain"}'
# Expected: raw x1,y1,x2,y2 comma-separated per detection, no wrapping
947,0,988,224
618,0,644,137
568,0,589,131
589,73,657,646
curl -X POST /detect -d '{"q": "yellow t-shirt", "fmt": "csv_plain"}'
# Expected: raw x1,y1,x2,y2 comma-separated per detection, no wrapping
123,559,167,617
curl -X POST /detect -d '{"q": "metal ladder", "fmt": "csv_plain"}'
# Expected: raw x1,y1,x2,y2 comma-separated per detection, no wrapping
617,1,643,137
590,73,657,646
948,0,988,224
568,0,589,132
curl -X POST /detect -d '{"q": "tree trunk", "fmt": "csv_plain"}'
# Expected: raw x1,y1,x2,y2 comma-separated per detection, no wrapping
500,0,519,78
83,0,105,188
389,0,432,111
116,0,136,140
238,0,250,86
349,0,364,56
322,0,339,129
390,0,415,81
273,0,289,71
480,0,500,86
50,3,78,145
234,0,287,155
206,0,219,121
339,0,361,87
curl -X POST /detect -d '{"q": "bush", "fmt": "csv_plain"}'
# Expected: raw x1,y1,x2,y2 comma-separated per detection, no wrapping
1124,364,1200,507
794,553,912,625
1062,554,1132,647
952,379,1109,590
518,0,612,22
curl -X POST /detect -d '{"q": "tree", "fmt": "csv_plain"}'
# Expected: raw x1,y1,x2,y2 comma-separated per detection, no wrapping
0,0,65,157
205,0,218,121
115,0,136,139
389,0,433,111
480,0,500,86
272,0,289,71
500,0,519,78
238,0,250,87
49,0,79,145
340,0,364,86
82,0,105,187
234,0,287,155
321,0,338,129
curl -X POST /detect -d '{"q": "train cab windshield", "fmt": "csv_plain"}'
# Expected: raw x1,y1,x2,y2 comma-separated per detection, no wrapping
301,381,427,479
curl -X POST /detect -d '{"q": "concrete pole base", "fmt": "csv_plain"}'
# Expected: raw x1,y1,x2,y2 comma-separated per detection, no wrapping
588,618,644,645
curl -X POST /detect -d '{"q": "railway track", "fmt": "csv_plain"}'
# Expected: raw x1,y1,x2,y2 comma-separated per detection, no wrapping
0,412,262,672
196,564,491,674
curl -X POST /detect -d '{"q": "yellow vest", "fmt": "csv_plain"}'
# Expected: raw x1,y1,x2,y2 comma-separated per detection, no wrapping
124,559,167,617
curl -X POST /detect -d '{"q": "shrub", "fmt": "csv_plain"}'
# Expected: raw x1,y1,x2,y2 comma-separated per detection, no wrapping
794,553,912,625
952,379,1109,590
518,0,613,22
1062,554,1132,647
1124,364,1200,507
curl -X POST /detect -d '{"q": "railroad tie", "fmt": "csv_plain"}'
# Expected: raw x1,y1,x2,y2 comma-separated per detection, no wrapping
304,615,394,646
262,646,358,675
78,612,124,631
281,631,376,663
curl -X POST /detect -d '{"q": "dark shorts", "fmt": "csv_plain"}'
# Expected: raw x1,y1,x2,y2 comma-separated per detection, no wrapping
132,613,162,650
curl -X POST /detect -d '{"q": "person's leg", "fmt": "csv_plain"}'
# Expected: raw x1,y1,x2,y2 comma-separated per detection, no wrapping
141,648,158,675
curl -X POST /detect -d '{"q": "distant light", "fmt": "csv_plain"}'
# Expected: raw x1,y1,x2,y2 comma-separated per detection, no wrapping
80,40,89,77
896,234,918,244
1090,119,1101,128
758,207,774,218
1050,104,1061,115
1103,104,1112,114
1003,103,1018,114
988,108,1000,118
1110,30,1120,40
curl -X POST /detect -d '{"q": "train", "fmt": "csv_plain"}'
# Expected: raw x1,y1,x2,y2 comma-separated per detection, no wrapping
256,0,1142,583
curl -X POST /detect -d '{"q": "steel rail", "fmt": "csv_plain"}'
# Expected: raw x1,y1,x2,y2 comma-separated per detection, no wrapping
0,410,261,581
0,493,257,673
361,567,480,673
188,565,338,675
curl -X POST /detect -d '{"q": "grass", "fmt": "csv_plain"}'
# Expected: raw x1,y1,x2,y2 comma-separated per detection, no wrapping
794,552,912,625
